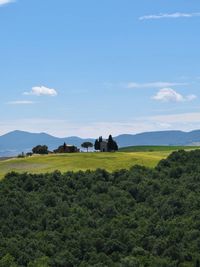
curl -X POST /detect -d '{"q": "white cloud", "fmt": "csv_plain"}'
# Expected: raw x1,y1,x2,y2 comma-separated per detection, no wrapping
24,86,58,97
140,12,200,20
6,100,35,105
152,88,197,102
0,0,15,6
127,82,184,89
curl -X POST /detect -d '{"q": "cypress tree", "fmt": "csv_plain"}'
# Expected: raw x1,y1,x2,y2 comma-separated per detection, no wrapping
113,140,118,151
107,135,118,152
63,142,67,151
94,139,100,150
107,135,114,151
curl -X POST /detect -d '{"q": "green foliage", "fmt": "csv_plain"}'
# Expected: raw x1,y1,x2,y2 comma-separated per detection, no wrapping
54,143,78,153
32,145,48,155
1,150,200,265
196,259,200,267
94,138,100,150
28,257,50,267
17,152,25,158
120,256,140,267
0,254,17,267
81,142,94,152
107,135,118,152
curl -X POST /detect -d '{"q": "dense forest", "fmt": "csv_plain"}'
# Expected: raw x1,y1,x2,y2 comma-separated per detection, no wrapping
1,150,200,266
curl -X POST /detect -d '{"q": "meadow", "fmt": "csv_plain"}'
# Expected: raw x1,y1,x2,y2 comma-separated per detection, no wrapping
0,146,199,179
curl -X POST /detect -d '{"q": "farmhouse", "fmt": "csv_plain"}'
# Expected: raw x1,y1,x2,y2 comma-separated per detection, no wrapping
95,135,118,152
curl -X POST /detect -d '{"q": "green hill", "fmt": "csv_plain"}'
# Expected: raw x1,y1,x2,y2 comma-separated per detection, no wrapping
119,145,200,152
0,151,180,179
0,147,199,179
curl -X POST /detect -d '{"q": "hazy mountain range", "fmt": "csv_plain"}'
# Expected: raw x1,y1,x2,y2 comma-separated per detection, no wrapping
1,130,200,156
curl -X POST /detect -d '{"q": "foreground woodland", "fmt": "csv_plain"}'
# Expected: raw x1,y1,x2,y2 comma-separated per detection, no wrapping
0,150,200,266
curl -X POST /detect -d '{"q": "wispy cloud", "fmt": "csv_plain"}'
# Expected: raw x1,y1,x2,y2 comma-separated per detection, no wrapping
0,0,15,6
139,12,200,21
6,100,35,105
127,82,184,89
149,112,200,124
2,113,200,138
24,86,58,97
152,88,197,102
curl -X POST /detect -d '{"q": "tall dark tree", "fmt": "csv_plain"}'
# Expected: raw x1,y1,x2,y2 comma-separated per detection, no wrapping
196,259,200,267
113,140,118,151
107,135,118,152
94,139,100,151
63,142,67,151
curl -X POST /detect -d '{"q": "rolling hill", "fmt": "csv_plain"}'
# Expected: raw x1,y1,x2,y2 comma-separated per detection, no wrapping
0,151,166,179
1,146,198,179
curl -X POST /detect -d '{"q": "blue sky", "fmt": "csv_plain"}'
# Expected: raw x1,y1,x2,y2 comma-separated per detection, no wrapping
1,0,200,137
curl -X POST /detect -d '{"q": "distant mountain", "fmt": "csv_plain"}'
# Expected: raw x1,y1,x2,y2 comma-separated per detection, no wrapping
0,130,94,156
114,130,194,147
1,130,200,156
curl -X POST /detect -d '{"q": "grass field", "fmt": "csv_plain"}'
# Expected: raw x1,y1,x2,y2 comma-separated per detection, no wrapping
0,151,169,179
0,145,199,179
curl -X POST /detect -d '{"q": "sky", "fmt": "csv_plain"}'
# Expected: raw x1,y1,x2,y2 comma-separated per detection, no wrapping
0,0,200,138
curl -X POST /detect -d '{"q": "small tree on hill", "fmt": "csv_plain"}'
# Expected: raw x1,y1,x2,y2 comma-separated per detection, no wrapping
81,142,93,152
32,145,48,155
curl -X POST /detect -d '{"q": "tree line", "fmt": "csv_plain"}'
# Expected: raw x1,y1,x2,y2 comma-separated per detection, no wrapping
94,135,118,152
29,135,118,155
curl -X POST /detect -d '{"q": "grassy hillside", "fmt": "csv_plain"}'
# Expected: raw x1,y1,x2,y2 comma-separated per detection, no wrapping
119,145,200,152
0,147,198,179
0,151,172,179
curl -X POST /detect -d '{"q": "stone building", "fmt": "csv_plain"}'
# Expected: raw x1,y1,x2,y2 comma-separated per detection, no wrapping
100,140,108,152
